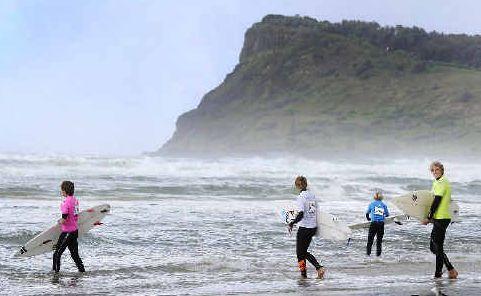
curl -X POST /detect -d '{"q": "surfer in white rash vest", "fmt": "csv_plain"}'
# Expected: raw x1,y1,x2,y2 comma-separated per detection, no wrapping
421,161,458,279
287,176,325,279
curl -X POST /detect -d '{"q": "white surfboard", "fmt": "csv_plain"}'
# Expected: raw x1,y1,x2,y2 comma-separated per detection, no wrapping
317,210,352,241
391,190,460,222
281,206,352,241
348,214,409,230
14,204,111,258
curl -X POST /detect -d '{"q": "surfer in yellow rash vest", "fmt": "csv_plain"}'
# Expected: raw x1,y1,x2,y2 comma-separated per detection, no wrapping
287,176,325,279
421,161,458,279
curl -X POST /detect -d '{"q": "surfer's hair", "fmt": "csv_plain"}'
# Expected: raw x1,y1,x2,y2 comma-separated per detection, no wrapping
374,191,383,200
61,181,75,196
430,161,444,174
295,176,308,191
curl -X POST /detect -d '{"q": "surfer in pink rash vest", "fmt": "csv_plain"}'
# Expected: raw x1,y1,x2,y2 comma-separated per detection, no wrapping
52,181,85,273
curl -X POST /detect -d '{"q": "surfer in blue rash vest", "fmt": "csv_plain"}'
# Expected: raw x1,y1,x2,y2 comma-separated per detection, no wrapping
421,161,458,279
365,191,389,256
287,176,325,279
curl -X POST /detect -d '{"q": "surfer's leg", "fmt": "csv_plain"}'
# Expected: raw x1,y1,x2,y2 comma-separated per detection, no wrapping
443,253,453,270
305,253,321,269
52,232,69,272
296,227,309,277
437,220,455,271
430,219,447,277
438,220,458,278
366,223,376,256
376,223,384,256
304,228,322,270
429,227,437,255
67,230,85,272
445,248,457,279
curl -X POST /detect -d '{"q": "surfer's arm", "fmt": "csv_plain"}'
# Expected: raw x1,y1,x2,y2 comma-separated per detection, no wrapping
58,214,68,224
288,211,304,227
365,204,372,221
427,195,442,219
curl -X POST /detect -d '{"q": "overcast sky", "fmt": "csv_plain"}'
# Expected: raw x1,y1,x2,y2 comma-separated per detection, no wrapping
1,0,480,155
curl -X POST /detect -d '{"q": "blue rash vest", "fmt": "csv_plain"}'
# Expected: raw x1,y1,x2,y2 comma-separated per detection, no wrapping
366,200,390,222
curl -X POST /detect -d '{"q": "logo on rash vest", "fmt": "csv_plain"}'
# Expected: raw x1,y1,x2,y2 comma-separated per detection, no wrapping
374,206,385,216
308,201,316,213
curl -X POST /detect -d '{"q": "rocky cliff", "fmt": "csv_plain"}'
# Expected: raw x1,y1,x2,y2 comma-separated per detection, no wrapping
158,15,481,158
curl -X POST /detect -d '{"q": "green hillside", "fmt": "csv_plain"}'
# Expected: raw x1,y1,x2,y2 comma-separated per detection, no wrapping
159,15,481,158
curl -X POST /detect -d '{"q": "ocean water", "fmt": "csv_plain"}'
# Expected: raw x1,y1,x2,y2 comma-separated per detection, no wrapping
1,155,480,295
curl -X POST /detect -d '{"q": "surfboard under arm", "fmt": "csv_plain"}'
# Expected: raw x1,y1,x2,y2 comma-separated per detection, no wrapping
348,214,409,230
280,207,352,241
391,190,460,222
14,204,111,258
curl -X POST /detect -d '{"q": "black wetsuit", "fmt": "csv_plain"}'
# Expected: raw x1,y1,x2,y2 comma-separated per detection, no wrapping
53,227,85,272
366,221,385,256
427,195,453,277
296,226,322,275
430,219,453,277
290,210,322,277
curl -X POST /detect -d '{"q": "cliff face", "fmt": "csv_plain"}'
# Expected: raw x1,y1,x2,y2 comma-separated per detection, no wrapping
159,15,481,158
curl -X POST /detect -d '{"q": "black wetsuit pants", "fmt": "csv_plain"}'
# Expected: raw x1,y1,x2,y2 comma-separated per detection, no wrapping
367,221,384,256
296,227,322,275
430,219,454,277
53,230,85,272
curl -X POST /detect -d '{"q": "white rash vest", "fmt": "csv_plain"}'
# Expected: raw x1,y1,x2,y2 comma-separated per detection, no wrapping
295,190,318,228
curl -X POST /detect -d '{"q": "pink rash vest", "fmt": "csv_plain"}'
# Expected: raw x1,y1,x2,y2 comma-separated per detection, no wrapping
60,195,79,232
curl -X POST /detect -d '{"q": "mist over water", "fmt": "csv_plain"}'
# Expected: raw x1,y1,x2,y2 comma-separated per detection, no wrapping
1,155,480,295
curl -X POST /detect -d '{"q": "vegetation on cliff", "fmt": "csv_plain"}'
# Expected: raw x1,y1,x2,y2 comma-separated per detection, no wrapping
160,15,481,157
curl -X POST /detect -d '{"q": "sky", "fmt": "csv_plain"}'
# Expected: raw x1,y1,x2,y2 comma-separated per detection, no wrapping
1,0,481,156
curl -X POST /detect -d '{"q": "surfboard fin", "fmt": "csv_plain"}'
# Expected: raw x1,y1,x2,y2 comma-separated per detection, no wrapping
20,246,27,254
93,221,103,226
346,237,351,246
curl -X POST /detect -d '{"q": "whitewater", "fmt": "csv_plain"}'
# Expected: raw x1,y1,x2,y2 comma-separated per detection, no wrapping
1,155,480,295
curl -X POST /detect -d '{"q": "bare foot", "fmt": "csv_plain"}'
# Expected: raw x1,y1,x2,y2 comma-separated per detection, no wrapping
317,267,326,279
448,268,458,279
